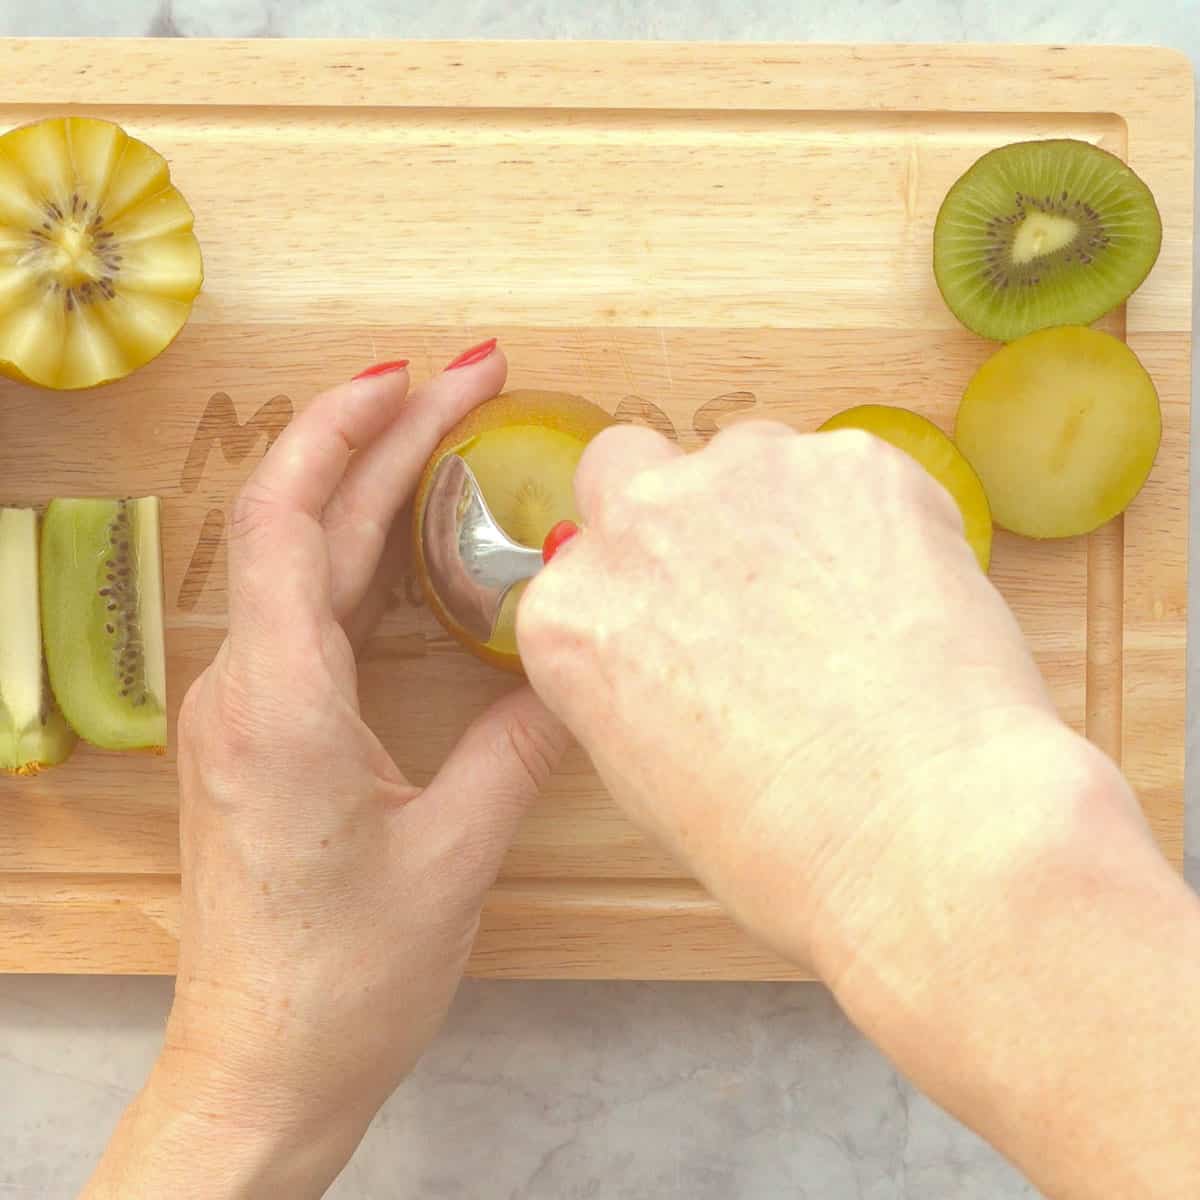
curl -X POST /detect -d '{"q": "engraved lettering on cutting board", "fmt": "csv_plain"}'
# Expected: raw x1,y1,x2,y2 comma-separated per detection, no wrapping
178,391,294,610
692,391,757,443
613,391,760,447
613,395,679,441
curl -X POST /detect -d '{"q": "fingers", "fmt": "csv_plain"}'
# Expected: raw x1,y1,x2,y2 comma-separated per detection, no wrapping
226,368,412,647
340,507,414,653
572,423,685,525
324,346,509,621
402,686,570,890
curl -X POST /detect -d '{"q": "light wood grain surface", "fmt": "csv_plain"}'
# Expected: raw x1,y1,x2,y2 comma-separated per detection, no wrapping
0,40,1191,978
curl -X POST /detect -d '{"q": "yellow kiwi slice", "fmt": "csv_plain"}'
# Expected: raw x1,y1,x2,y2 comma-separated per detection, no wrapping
41,497,167,751
955,326,1161,539
819,405,993,572
0,116,202,389
0,508,77,774
413,390,613,673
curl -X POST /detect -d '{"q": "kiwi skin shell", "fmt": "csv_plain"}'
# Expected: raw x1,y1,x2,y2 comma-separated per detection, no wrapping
933,139,1162,343
413,390,614,675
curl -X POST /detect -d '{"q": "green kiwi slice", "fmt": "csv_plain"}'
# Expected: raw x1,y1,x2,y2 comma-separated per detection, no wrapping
40,497,167,751
0,507,77,773
933,139,1162,342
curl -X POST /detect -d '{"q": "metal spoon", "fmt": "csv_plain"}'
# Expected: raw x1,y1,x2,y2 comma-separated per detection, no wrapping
419,453,546,643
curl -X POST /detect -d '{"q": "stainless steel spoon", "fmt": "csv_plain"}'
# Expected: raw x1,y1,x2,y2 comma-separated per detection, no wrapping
419,453,547,644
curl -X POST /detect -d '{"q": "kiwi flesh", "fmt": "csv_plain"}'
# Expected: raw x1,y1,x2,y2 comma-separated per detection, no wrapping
413,390,613,672
40,497,167,751
0,508,77,774
0,116,203,389
818,405,993,572
955,326,1160,539
934,139,1161,342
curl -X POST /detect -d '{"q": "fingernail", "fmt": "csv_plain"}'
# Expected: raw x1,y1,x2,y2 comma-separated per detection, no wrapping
542,520,579,564
445,338,497,371
353,359,409,380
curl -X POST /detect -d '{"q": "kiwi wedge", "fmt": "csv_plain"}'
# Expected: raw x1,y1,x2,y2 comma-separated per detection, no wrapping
41,497,167,751
955,327,1160,539
0,508,77,774
0,116,202,389
818,405,993,572
934,139,1161,342
414,390,613,673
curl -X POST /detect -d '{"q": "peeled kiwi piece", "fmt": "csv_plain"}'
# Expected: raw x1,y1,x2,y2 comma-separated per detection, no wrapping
818,405,993,572
934,139,1162,342
0,508,77,774
955,326,1161,539
40,497,167,751
0,116,203,389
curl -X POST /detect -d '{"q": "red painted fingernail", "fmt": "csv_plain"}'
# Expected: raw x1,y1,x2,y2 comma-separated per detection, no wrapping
353,359,409,380
445,338,497,371
542,520,579,564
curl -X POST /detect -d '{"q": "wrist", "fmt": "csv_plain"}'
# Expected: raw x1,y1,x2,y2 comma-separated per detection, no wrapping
812,716,1157,1040
102,1051,363,1200
813,720,1200,1199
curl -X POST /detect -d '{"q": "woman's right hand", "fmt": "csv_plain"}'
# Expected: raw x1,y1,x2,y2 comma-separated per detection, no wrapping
515,419,1150,993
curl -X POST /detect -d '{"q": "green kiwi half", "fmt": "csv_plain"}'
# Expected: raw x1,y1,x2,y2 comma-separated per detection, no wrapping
40,497,167,751
0,507,77,773
933,139,1162,342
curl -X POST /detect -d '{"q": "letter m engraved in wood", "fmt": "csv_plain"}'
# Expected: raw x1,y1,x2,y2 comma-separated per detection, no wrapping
177,392,293,611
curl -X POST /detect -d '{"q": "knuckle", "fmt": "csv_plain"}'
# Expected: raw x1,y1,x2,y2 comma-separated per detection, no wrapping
499,711,560,793
820,426,884,464
710,418,795,452
227,486,276,545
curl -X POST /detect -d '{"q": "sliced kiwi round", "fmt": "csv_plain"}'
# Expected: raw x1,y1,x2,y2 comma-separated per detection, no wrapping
0,507,77,774
413,390,613,673
40,497,167,751
933,139,1161,342
0,116,203,389
818,405,993,572
955,326,1160,539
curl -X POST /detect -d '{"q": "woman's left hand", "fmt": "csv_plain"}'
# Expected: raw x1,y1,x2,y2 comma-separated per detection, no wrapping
84,344,568,1199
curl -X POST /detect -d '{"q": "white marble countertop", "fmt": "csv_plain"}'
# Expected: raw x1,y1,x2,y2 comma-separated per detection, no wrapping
1,3,1196,1197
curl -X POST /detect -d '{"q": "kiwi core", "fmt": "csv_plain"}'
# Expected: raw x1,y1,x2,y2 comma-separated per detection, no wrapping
27,195,121,307
1011,211,1078,265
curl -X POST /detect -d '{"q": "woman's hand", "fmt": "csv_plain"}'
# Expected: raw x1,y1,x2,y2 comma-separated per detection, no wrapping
84,345,570,1199
515,420,1200,1200
517,419,1112,979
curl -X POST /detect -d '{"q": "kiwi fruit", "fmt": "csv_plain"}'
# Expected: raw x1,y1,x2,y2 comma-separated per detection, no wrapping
40,497,167,751
818,405,993,572
413,390,613,673
955,326,1160,539
0,508,77,774
933,139,1162,342
0,116,202,389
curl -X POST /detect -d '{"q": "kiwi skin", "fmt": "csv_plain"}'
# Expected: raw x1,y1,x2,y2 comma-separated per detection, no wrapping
933,138,1162,342
413,390,613,675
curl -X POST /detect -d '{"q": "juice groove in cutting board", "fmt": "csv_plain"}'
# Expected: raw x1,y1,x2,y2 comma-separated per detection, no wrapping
0,40,1191,978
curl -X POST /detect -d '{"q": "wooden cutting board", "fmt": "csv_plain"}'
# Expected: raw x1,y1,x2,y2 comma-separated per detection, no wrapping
0,40,1191,979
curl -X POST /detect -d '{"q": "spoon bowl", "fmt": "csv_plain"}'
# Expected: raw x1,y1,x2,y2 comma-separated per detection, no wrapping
419,453,545,644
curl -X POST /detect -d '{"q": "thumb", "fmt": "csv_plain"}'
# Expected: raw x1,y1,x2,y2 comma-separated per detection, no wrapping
401,686,570,890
